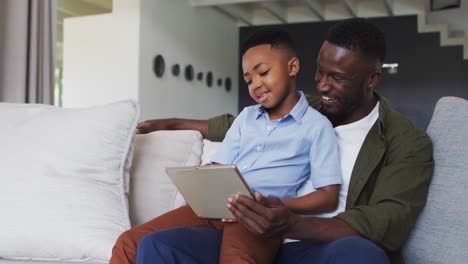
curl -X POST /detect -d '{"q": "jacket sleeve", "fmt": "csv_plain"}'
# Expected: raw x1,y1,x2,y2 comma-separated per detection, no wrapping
336,126,434,252
207,114,236,142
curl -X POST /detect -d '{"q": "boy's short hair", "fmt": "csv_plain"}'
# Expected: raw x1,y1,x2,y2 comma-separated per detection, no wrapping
241,27,297,58
326,18,386,64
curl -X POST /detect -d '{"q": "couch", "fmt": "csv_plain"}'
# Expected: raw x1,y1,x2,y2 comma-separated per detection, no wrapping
0,96,466,264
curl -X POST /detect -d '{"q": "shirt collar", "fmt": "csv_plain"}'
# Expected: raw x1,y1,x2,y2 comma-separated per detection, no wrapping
289,91,309,124
256,91,309,124
257,105,267,115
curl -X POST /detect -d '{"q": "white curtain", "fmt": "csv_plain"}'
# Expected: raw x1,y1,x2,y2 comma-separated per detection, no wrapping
0,0,55,104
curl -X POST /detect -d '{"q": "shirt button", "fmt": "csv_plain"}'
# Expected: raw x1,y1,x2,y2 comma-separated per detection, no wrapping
256,145,262,151
267,126,272,131
242,165,248,170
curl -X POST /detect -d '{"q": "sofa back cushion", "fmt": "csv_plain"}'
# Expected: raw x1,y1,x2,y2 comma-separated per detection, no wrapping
0,100,139,262
129,130,203,226
403,97,468,264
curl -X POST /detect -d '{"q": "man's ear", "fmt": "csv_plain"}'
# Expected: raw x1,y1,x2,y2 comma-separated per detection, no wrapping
288,57,300,77
368,68,382,89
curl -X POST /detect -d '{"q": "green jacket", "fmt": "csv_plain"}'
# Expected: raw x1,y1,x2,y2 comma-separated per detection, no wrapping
207,94,434,264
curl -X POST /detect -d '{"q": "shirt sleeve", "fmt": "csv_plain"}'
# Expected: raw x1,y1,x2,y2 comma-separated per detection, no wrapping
336,126,434,252
308,117,342,188
207,114,236,142
210,109,247,164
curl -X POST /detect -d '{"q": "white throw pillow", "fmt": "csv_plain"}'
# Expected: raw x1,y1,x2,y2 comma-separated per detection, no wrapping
0,100,140,263
130,131,203,225
201,139,222,165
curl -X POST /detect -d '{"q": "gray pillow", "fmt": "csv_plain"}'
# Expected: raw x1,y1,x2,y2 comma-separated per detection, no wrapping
403,97,468,264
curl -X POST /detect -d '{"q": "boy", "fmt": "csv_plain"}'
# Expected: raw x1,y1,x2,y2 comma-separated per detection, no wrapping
111,28,342,264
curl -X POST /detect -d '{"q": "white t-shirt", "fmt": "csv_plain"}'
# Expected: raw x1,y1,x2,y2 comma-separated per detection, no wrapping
285,102,380,243
331,101,380,216
295,101,380,218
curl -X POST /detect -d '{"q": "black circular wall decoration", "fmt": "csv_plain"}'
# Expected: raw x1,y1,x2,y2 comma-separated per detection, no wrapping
184,65,194,81
153,54,165,78
206,72,213,87
197,72,203,81
217,78,223,87
171,64,180,76
224,77,231,92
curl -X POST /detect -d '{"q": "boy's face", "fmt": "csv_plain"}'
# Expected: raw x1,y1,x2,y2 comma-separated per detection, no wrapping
242,44,298,112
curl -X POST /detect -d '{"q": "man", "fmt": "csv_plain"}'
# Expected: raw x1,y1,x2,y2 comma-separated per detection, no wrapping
130,18,434,264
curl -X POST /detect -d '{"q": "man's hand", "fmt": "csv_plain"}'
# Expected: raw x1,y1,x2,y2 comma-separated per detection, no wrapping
136,119,173,134
135,118,209,138
227,192,296,238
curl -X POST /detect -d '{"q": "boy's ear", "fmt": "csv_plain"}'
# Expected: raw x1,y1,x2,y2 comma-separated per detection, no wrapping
288,57,300,77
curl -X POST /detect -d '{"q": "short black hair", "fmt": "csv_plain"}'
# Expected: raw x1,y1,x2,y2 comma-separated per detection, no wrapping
241,27,296,58
326,18,386,64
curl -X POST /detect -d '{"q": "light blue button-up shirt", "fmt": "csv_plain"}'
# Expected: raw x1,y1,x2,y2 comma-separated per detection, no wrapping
212,91,342,199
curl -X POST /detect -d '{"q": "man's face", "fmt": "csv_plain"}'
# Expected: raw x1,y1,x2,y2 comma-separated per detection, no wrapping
242,44,298,116
315,41,380,126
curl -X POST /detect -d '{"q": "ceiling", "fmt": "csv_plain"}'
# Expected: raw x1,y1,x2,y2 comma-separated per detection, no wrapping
190,0,408,26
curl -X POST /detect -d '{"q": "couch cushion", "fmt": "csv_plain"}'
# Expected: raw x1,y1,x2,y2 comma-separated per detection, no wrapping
0,100,139,263
201,139,222,165
165,138,222,211
129,130,203,226
403,97,468,264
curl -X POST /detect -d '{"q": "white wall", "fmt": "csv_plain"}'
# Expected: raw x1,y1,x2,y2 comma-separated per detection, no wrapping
62,0,140,107
427,0,468,34
62,0,239,119
138,0,239,120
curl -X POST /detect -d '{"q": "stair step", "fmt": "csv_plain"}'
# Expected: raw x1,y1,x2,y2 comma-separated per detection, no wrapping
443,37,466,46
417,13,467,59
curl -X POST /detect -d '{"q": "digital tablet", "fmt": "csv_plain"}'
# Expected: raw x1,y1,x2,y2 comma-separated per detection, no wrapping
165,164,254,219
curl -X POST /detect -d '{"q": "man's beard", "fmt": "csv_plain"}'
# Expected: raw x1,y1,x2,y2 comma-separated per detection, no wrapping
320,98,360,126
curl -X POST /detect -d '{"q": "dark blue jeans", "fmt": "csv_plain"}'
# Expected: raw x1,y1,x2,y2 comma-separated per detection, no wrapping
136,227,390,264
